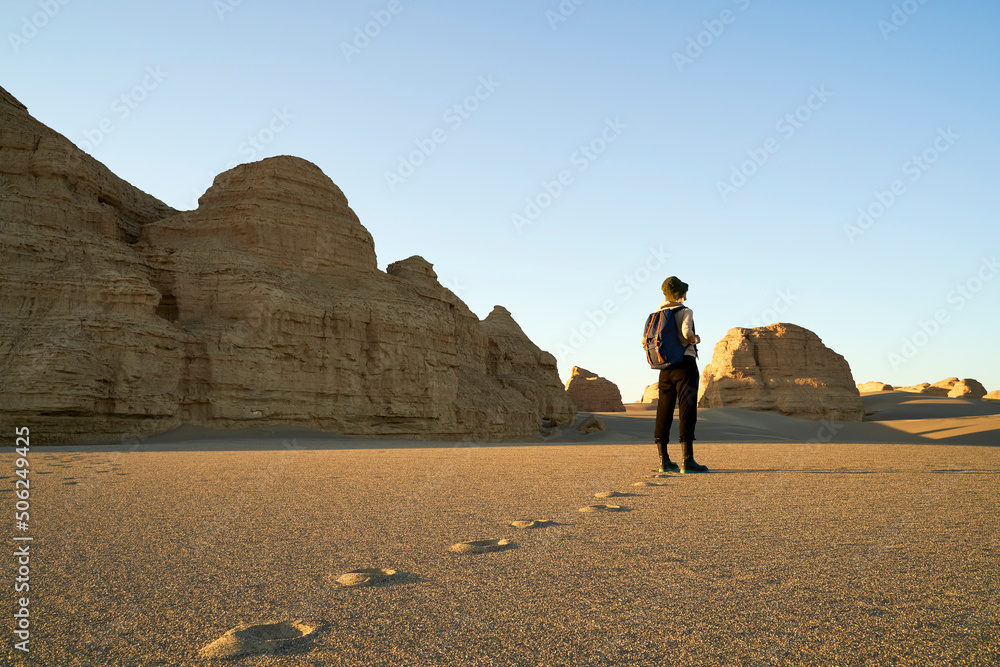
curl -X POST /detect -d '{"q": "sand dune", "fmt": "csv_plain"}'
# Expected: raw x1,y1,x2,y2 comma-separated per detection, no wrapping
607,391,1000,447
40,393,1000,454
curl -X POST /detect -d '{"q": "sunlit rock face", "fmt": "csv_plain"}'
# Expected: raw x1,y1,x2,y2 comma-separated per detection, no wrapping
0,86,574,444
698,323,863,422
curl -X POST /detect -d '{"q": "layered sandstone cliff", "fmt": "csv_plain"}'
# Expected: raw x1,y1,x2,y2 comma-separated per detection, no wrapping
697,323,863,421
0,85,574,444
481,306,577,427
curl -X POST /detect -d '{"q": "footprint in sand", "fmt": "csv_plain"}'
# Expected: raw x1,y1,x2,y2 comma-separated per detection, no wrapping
449,539,515,554
579,504,629,513
632,481,669,487
594,491,633,499
335,568,399,587
198,619,322,659
509,520,558,529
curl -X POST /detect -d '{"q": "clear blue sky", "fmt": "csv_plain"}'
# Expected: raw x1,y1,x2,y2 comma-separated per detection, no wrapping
4,0,999,402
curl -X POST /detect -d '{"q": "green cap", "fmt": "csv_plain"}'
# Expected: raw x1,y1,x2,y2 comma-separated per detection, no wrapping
661,276,689,301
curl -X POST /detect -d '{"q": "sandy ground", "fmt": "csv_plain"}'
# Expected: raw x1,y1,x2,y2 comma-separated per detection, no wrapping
1,394,998,666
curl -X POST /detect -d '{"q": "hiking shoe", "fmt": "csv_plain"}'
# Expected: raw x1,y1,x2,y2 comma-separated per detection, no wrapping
659,460,679,473
680,459,708,474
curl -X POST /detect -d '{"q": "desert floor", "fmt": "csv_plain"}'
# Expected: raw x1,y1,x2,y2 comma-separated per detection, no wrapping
2,392,998,666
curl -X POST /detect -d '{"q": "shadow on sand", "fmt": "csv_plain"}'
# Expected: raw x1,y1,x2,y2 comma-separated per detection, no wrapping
25,392,1000,453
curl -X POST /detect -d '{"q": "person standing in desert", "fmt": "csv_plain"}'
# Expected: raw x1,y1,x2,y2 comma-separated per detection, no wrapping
652,276,708,474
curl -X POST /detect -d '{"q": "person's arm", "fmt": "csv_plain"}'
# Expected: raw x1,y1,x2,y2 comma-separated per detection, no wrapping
679,309,701,345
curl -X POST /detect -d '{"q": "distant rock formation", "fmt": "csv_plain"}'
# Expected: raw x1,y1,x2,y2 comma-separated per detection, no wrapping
639,382,659,404
984,391,1000,402
698,324,863,421
940,378,987,400
894,383,948,396
0,85,575,444
896,378,987,400
858,381,894,393
564,367,625,412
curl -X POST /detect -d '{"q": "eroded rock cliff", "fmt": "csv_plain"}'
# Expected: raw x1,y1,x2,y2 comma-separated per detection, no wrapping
0,86,574,443
697,323,863,422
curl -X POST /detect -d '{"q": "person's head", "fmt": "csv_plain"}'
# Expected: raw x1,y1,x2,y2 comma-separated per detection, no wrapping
662,276,689,302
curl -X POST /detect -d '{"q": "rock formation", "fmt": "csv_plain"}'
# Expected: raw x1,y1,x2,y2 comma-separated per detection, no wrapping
894,383,947,396
697,324,863,421
576,415,606,434
480,306,577,427
895,378,987,400
640,382,659,403
0,85,575,444
563,367,625,412
939,378,987,400
857,381,894,393
984,391,1000,402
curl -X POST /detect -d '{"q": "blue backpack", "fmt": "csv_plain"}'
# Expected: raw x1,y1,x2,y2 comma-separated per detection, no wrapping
643,306,689,370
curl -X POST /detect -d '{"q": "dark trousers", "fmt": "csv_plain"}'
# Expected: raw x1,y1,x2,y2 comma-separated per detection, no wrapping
654,355,699,457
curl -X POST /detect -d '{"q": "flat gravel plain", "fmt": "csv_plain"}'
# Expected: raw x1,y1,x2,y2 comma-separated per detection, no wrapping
1,441,998,665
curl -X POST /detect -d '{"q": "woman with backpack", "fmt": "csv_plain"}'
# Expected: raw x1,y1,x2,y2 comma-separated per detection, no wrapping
646,276,708,474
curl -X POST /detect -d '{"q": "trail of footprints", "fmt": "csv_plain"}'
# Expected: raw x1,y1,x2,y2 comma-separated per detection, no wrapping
199,464,678,659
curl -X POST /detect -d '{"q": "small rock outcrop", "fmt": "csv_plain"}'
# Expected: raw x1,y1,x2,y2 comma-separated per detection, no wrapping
896,378,988,400
984,391,1000,402
941,378,988,400
894,383,947,396
697,323,863,421
576,415,606,434
564,367,625,412
858,381,894,393
639,382,659,403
